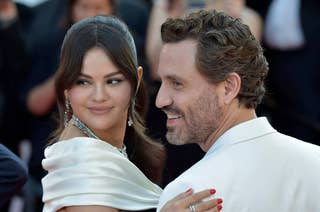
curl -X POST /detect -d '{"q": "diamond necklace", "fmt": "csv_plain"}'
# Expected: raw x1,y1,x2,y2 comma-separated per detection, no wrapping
70,115,127,158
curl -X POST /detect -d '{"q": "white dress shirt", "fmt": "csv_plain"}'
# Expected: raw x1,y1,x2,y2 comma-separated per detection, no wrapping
157,117,320,212
42,137,162,212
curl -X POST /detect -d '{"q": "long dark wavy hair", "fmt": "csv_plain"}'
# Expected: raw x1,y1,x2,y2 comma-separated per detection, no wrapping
52,15,165,184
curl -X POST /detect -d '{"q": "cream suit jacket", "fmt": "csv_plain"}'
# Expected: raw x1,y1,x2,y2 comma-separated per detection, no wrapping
157,117,320,212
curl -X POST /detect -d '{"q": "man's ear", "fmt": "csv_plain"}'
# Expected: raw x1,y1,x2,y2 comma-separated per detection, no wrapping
223,72,241,105
137,66,143,90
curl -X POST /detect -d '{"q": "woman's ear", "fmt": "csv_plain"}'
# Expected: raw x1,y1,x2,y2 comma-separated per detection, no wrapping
136,66,143,90
64,90,68,100
223,72,241,105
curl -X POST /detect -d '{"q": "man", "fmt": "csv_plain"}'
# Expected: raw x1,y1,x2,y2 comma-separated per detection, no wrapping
0,143,28,207
155,10,320,212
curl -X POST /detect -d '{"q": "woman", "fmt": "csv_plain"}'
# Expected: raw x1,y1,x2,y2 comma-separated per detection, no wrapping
42,15,222,212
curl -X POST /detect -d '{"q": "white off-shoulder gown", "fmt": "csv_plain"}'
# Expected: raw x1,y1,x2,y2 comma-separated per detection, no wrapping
42,137,162,212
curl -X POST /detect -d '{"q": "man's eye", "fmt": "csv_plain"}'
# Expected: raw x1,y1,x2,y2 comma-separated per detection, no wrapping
172,81,183,88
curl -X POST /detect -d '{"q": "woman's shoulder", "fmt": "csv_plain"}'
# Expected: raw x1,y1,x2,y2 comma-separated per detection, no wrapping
42,137,162,212
42,137,127,174
45,137,118,156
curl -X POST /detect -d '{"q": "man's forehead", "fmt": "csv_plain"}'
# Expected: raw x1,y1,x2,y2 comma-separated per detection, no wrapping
159,40,197,69
158,40,203,82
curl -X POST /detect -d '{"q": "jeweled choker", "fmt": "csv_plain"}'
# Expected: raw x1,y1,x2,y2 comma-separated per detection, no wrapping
70,115,127,158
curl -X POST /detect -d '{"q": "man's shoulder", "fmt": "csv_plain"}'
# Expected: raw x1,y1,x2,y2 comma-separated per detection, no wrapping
158,158,218,210
271,131,320,153
157,174,194,211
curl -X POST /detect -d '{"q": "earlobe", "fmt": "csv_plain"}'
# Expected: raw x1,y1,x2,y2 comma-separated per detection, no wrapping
223,72,241,105
64,90,69,100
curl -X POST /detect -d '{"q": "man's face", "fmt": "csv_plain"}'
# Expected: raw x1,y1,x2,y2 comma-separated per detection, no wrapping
156,40,224,146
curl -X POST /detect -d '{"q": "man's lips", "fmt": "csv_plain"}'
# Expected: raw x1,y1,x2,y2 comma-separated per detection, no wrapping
166,114,182,126
167,114,182,119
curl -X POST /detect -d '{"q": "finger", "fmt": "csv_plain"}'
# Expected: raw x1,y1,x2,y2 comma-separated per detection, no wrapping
182,189,216,207
169,188,194,202
205,204,223,212
197,198,223,211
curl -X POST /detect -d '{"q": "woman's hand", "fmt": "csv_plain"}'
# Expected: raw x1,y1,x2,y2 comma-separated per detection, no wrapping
160,188,223,212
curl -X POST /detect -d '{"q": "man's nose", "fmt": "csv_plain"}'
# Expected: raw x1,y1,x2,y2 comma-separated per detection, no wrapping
155,84,172,109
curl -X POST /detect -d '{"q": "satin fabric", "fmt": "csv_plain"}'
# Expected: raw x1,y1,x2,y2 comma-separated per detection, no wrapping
42,137,162,212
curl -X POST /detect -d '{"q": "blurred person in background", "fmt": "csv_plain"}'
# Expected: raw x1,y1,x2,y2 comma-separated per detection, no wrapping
0,1,36,211
0,143,28,208
205,0,262,40
0,0,32,157
146,0,262,81
246,0,320,145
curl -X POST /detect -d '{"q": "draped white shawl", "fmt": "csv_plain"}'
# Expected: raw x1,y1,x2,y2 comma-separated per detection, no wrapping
42,137,162,212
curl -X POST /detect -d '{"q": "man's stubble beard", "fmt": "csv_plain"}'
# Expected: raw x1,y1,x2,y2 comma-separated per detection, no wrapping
166,92,223,146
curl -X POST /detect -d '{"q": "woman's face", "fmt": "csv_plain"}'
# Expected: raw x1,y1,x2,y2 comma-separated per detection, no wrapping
65,47,132,142
72,0,113,23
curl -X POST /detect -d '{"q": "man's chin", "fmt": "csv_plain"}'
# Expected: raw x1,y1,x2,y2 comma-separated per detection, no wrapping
166,132,186,145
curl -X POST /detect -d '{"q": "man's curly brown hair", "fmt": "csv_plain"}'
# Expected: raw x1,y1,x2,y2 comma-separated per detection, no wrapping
161,10,269,109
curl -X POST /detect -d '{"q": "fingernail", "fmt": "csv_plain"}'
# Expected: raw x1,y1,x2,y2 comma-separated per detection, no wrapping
217,198,223,204
185,188,193,194
210,189,216,194
217,205,223,211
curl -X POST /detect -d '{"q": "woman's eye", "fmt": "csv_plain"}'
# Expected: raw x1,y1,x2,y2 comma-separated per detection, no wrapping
76,79,90,86
107,79,123,85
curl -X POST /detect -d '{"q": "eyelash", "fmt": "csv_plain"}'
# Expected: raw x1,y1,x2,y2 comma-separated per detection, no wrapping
75,78,123,86
107,78,123,85
172,80,183,89
76,79,89,86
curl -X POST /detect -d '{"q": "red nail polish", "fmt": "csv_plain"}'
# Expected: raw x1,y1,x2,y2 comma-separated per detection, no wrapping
210,189,216,194
217,199,223,204
217,205,223,211
185,188,192,193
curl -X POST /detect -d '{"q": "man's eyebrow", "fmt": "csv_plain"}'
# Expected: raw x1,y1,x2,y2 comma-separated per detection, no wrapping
164,74,184,81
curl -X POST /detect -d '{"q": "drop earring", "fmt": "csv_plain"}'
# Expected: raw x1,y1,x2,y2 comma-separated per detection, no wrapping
127,116,133,127
64,99,71,127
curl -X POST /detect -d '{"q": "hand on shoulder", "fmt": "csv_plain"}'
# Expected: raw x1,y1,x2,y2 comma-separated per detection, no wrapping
160,188,223,212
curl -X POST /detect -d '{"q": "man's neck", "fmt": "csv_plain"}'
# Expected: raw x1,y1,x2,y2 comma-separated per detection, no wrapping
199,105,257,152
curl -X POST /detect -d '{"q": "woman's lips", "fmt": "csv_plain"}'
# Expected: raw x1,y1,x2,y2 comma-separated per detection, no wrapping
88,106,112,115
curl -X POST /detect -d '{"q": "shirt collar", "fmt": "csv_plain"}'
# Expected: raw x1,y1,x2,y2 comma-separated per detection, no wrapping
205,117,276,157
